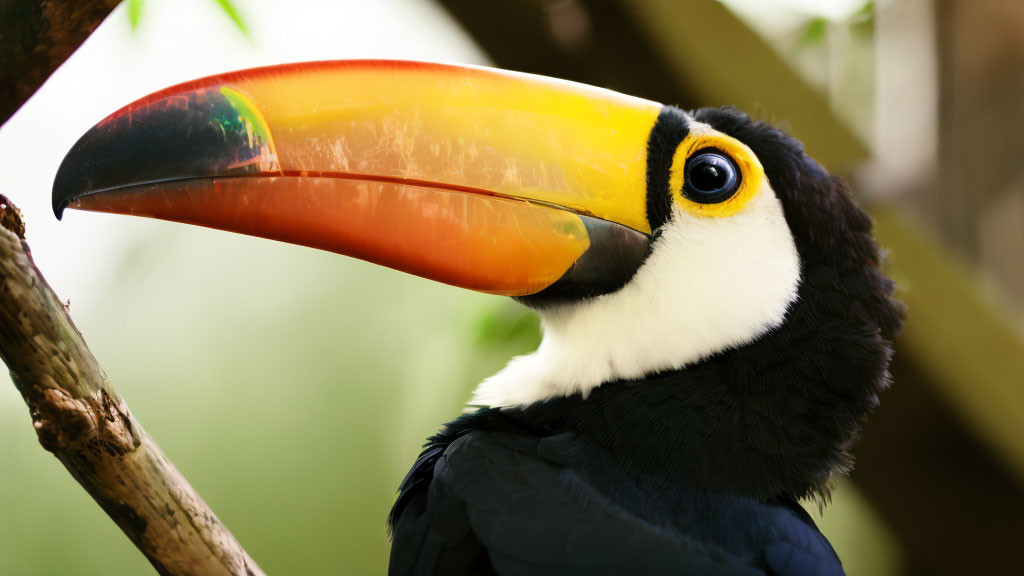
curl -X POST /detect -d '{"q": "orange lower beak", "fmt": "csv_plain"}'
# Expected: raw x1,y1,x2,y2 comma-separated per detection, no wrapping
53,61,660,298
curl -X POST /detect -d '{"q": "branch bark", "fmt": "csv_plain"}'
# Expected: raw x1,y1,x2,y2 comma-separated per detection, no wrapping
0,195,265,576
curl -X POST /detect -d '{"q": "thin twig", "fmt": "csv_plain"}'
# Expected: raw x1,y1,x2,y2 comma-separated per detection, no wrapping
0,195,265,576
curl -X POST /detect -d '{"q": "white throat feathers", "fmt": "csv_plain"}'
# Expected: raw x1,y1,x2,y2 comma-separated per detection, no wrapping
471,179,801,408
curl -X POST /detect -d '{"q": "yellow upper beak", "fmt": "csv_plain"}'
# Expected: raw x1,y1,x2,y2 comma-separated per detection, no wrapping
53,60,663,297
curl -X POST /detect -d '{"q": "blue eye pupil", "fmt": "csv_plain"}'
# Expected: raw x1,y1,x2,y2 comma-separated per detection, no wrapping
683,151,740,203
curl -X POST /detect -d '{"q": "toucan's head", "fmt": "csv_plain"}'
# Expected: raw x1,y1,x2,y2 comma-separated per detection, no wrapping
53,61,902,411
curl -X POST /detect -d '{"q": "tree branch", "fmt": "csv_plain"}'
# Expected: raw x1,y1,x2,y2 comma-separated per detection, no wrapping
0,195,265,576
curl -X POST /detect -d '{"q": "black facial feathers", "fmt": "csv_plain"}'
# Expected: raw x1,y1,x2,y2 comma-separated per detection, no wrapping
645,106,691,232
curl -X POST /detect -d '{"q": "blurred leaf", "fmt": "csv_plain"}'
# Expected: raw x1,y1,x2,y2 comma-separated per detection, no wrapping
212,0,249,36
800,17,828,46
474,302,540,349
856,1,875,20
850,0,875,36
850,18,873,37
127,0,247,36
128,0,145,31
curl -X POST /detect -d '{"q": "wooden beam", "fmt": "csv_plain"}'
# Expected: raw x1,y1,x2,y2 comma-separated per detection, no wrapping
436,0,693,105
853,348,1024,576
873,206,1024,478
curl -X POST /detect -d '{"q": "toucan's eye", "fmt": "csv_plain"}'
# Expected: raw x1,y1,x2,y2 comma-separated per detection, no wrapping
668,128,764,218
683,150,740,204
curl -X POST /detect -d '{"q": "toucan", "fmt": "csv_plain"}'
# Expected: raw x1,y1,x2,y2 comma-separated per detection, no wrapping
52,60,903,576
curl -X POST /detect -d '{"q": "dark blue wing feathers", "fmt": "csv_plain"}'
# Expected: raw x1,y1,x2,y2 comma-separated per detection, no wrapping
389,427,843,576
762,498,843,576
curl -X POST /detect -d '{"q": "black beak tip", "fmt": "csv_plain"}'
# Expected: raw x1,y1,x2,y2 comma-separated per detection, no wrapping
52,191,68,221
51,84,276,224
52,155,81,221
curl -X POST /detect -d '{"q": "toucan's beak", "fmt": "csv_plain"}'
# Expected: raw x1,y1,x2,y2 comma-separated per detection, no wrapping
53,61,661,296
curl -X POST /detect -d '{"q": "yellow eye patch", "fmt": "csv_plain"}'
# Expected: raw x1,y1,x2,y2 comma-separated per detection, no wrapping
668,127,765,218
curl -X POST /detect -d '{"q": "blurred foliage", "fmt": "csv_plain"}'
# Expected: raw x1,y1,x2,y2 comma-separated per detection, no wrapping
799,17,828,46
799,1,874,47
722,0,877,141
128,0,248,35
851,1,875,35
473,301,540,349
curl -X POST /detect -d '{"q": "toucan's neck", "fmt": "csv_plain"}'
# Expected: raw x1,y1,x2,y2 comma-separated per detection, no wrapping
491,270,895,503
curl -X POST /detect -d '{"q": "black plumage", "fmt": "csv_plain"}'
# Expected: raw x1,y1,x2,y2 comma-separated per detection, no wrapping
388,106,904,576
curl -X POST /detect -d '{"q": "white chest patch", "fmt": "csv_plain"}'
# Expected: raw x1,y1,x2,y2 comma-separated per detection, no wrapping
470,183,801,407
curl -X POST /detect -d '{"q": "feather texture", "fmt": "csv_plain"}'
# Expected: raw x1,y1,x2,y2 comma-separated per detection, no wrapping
390,413,842,576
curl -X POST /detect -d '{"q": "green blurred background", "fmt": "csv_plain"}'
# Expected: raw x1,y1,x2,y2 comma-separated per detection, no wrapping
1,1,1023,575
